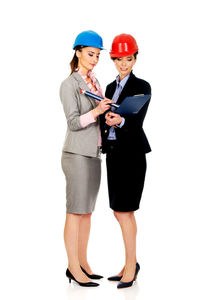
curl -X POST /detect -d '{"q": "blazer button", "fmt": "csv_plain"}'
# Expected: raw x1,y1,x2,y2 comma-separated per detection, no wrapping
105,129,107,133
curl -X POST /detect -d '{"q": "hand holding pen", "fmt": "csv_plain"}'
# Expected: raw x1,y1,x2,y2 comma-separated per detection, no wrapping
80,89,114,118
93,98,114,117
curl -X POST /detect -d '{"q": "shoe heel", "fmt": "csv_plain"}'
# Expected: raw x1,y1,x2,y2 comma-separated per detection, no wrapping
66,268,99,287
134,275,138,281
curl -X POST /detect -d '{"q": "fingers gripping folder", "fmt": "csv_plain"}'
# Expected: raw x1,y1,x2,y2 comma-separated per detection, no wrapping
80,89,151,115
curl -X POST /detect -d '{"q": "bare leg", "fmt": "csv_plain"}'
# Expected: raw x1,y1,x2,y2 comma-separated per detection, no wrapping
78,212,93,274
64,213,89,282
114,211,137,282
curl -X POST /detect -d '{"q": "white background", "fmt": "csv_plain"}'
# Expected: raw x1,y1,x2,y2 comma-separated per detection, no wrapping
0,0,200,299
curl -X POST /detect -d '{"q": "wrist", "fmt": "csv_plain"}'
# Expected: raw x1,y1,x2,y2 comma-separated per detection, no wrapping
92,107,100,119
116,117,125,128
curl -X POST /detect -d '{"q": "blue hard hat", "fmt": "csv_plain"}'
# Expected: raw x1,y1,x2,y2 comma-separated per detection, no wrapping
73,30,104,50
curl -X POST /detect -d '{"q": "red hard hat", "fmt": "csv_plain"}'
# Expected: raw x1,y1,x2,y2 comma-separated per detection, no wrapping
110,34,138,57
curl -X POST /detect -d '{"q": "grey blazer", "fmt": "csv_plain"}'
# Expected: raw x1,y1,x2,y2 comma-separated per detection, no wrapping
60,72,100,157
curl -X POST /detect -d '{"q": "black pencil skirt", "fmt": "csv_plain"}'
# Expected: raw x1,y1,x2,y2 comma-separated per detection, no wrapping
106,142,147,212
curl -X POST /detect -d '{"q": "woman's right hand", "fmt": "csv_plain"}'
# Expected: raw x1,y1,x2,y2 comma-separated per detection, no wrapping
92,98,114,118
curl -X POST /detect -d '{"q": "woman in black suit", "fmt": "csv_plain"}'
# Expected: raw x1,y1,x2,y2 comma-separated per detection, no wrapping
100,34,151,289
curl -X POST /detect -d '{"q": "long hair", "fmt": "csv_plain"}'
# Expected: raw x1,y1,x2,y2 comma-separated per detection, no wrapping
70,45,86,74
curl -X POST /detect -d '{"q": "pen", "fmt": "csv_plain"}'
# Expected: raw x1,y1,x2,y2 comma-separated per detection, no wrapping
80,89,119,109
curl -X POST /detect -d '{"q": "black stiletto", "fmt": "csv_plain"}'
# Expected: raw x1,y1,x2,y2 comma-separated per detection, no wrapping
117,263,140,289
80,266,103,279
66,268,99,287
107,275,122,281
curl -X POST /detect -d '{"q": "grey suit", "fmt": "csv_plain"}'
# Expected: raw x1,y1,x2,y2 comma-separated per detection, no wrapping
60,72,100,158
60,71,101,214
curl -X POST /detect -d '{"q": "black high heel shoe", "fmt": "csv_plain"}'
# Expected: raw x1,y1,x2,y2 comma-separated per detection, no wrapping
66,268,99,287
107,275,122,281
80,266,103,280
117,263,140,289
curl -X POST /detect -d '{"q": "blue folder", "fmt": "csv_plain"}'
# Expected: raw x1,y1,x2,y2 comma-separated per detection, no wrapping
114,94,151,115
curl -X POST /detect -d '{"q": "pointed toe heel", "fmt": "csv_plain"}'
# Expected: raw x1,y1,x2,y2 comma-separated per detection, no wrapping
117,280,134,289
80,266,103,280
107,275,122,281
66,268,99,287
117,262,140,289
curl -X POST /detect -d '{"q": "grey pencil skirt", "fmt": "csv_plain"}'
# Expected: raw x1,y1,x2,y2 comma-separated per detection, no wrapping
61,151,101,214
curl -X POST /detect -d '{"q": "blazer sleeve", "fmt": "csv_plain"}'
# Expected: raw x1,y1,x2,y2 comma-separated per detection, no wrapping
60,80,83,131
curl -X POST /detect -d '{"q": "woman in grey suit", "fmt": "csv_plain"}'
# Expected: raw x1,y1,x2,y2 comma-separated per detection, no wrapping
60,30,113,287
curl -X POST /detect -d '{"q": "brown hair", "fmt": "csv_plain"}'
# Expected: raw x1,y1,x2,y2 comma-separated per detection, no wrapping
70,45,86,74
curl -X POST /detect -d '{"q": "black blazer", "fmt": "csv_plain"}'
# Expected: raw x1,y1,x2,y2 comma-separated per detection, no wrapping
100,72,151,154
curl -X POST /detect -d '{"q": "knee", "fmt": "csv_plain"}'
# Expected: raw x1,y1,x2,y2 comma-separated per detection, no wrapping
81,212,92,219
113,211,133,223
113,211,126,222
113,211,120,221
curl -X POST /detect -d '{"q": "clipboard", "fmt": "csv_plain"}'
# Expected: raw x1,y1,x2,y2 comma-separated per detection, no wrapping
114,94,151,115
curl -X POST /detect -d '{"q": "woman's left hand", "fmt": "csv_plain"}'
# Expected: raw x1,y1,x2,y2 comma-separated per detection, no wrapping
105,112,122,127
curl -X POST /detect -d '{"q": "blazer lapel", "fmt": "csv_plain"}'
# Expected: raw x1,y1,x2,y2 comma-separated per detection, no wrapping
71,72,96,108
106,81,117,99
116,72,136,105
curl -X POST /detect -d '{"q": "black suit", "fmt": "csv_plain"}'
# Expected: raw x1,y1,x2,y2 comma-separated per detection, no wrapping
100,71,151,154
100,72,151,212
